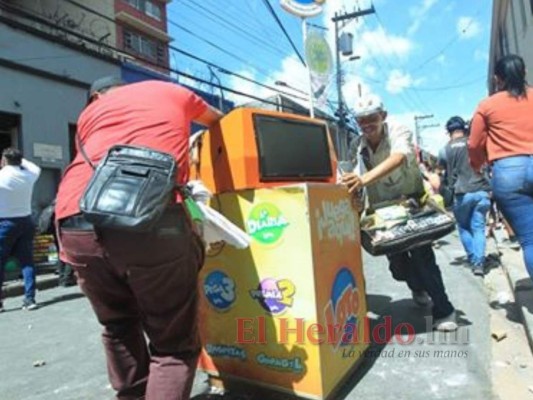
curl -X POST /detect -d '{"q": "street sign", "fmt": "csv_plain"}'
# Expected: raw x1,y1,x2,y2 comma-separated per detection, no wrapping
33,143,63,162
280,0,325,18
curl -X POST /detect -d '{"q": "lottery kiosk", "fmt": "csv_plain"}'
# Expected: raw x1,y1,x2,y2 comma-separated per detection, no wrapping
194,108,369,399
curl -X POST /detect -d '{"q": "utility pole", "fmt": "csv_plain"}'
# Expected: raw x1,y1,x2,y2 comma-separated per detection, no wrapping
414,114,434,148
332,6,375,160
414,114,439,162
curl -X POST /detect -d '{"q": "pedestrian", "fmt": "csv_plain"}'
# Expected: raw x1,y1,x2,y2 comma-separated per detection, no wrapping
55,77,224,399
341,95,457,332
439,116,491,276
469,54,533,280
0,148,41,312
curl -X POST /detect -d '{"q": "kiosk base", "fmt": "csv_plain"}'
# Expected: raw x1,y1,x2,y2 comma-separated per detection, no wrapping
198,184,369,399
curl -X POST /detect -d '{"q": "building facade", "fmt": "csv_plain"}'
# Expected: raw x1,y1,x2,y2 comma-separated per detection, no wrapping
0,0,121,211
0,0,230,216
488,0,533,92
115,0,171,74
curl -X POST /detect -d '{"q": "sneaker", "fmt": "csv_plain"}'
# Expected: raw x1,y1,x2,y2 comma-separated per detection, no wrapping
22,300,38,311
509,237,521,250
501,238,520,251
412,290,431,307
433,311,458,332
472,263,485,277
484,254,501,270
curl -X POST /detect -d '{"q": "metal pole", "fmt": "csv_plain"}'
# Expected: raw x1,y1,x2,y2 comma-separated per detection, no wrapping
302,18,315,118
414,117,420,148
334,14,343,158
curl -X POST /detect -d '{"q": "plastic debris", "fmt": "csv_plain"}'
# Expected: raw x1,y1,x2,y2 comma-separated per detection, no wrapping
33,360,46,367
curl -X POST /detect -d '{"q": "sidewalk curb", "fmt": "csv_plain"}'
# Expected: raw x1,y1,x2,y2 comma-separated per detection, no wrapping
497,244,533,353
2,274,59,299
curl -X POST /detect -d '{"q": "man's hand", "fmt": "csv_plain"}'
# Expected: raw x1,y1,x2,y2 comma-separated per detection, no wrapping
341,172,365,193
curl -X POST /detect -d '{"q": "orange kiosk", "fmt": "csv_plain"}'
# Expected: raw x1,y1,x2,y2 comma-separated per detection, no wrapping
195,108,368,399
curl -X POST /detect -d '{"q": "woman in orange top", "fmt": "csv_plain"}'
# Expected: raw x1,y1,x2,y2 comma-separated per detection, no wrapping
469,54,533,279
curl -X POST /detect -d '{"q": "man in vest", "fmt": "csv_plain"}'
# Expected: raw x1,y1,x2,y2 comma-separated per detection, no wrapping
341,95,457,332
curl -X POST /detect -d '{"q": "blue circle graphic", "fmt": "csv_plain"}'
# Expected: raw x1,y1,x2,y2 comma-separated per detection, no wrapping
203,270,236,311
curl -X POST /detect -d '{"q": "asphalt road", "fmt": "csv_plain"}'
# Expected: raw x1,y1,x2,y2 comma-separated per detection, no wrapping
0,231,494,400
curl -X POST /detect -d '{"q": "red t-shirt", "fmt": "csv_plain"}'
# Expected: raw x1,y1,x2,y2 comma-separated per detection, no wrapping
55,80,208,221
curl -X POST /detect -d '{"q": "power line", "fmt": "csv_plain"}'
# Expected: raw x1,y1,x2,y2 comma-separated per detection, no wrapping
409,4,485,73
180,0,290,60
64,0,292,86
17,0,309,102
260,0,306,66
373,9,431,114
359,73,485,92
173,20,269,78
357,17,423,114
170,48,308,101
0,1,317,116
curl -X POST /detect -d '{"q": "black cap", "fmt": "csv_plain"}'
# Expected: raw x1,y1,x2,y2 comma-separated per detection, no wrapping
88,76,124,97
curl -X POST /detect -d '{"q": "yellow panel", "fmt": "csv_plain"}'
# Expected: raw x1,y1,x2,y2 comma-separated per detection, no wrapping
198,184,367,399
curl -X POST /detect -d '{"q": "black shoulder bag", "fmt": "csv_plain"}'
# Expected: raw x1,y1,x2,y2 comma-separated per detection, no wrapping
76,134,178,232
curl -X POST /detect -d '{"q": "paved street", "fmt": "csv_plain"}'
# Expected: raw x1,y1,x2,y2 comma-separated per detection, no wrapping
0,232,495,400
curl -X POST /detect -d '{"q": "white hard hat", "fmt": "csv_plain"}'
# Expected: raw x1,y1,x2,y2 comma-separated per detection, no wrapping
354,95,384,118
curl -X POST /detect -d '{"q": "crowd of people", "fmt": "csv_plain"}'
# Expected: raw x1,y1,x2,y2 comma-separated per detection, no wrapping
341,53,533,337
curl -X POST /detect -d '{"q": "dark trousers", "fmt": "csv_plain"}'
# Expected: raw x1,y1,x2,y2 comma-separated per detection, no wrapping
0,216,36,303
387,244,454,319
58,207,205,400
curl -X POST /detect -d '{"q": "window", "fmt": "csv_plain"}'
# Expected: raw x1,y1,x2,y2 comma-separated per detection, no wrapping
123,30,165,64
145,1,161,20
123,0,161,21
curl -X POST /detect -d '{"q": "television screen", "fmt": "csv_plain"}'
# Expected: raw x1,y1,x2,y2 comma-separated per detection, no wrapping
253,114,333,180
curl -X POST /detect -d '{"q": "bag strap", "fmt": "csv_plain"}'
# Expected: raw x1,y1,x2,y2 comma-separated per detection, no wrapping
75,132,96,170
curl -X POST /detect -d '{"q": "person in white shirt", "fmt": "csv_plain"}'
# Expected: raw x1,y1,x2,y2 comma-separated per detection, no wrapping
0,148,41,311
340,95,457,332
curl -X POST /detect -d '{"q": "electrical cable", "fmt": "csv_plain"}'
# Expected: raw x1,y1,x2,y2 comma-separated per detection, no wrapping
63,0,280,83
12,0,310,103
260,0,306,66
357,17,428,113
179,0,291,60
409,4,486,73
0,1,327,118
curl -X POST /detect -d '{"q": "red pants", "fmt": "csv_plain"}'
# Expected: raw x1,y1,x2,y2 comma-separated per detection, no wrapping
58,207,204,400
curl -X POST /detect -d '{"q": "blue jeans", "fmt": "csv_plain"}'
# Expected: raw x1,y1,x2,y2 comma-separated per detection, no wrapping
492,156,533,279
453,191,491,266
0,216,36,303
388,244,455,319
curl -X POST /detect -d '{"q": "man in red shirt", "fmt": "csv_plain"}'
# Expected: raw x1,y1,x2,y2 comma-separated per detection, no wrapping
56,77,224,400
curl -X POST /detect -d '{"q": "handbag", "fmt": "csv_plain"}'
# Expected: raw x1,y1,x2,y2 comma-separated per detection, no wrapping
76,134,178,232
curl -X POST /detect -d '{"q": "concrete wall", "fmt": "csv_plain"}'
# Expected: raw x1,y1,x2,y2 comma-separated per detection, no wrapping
489,0,533,92
510,0,533,81
13,0,116,57
0,23,120,210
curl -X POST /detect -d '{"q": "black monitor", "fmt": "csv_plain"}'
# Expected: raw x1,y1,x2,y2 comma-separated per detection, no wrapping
253,114,333,181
